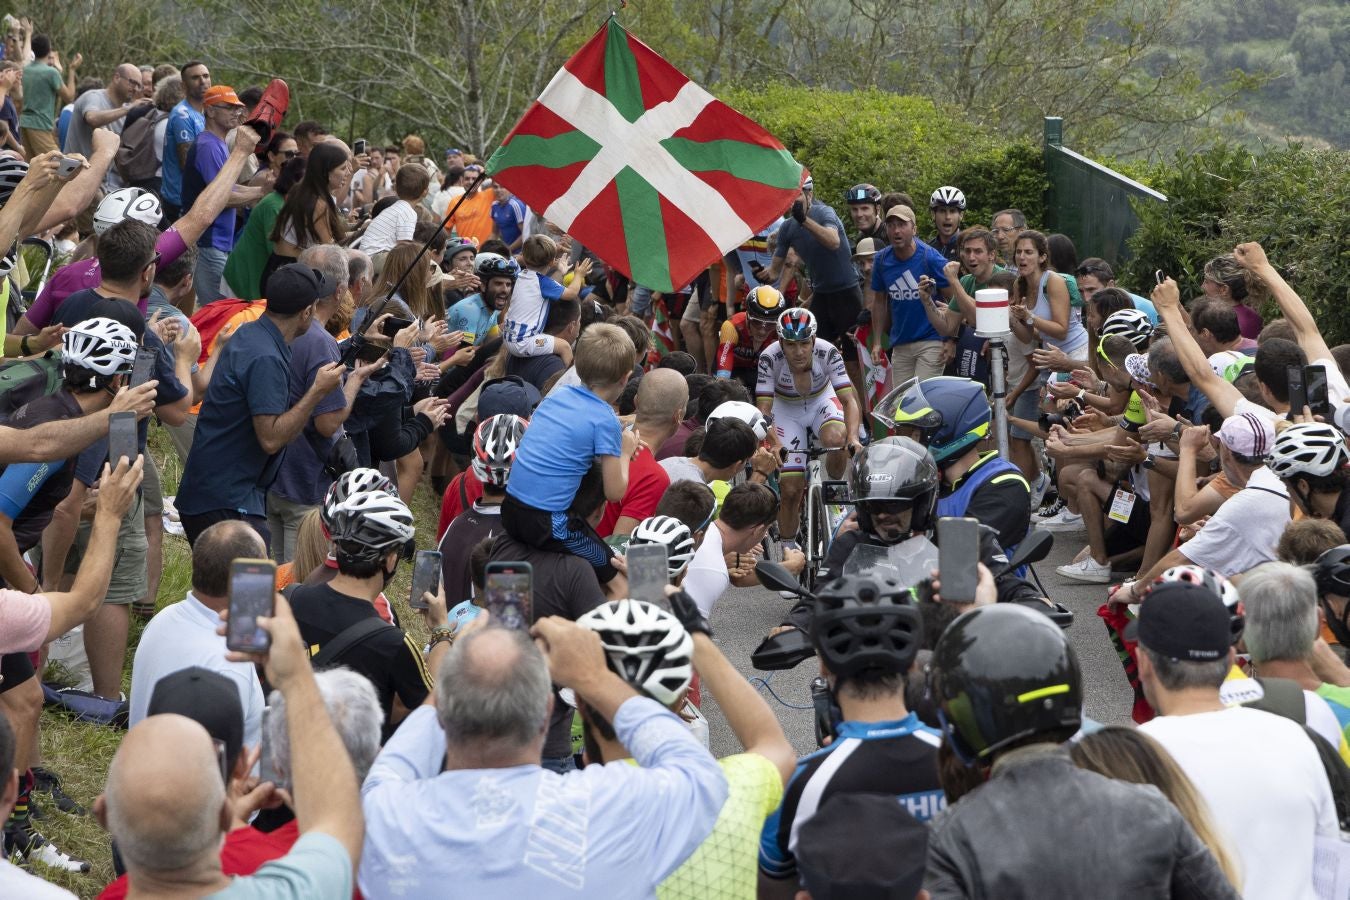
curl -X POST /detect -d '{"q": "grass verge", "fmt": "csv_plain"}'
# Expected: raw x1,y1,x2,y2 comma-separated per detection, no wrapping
31,425,442,897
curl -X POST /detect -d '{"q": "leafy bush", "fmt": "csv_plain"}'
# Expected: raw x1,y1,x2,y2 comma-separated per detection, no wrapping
719,85,1047,233
1123,144,1350,342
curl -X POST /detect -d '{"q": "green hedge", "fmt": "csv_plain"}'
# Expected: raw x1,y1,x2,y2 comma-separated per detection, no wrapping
1122,145,1350,343
719,85,1047,234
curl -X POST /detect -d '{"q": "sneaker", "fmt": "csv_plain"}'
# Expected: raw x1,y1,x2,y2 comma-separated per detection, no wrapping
31,768,85,816
1038,508,1084,533
1029,472,1051,509
242,78,290,143
1056,556,1112,584
3,821,90,873
1036,496,1066,519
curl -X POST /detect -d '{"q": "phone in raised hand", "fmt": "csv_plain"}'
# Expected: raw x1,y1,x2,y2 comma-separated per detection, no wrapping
1287,365,1308,416
937,517,981,604
226,559,277,653
409,550,442,611
1304,365,1330,419
625,543,669,610
484,562,532,631
129,348,156,388
56,157,82,178
107,411,138,468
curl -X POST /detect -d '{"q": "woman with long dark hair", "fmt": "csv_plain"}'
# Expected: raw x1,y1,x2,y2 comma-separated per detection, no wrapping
224,155,305,300
264,141,351,288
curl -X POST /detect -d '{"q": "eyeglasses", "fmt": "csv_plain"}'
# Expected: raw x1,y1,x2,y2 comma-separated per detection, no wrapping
144,252,161,270
991,226,1018,235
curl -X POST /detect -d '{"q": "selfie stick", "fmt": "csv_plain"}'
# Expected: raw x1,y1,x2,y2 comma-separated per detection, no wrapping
348,169,488,349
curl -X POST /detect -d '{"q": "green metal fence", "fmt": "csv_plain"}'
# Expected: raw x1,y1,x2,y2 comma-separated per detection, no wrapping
1042,117,1167,266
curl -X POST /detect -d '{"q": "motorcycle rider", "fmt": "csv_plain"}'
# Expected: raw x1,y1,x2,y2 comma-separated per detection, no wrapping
876,375,1030,553
774,437,1058,637
925,604,1241,898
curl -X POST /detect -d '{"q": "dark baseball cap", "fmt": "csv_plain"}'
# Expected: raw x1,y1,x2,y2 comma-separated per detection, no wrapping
265,263,332,315
479,376,540,420
147,666,245,775
1124,582,1231,661
797,793,929,900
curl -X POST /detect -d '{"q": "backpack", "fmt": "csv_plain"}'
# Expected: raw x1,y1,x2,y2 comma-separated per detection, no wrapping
0,351,64,423
114,108,168,186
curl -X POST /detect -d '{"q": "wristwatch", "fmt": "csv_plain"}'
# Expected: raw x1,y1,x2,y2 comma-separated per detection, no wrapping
1076,388,1086,401
425,626,455,653
1023,313,1035,326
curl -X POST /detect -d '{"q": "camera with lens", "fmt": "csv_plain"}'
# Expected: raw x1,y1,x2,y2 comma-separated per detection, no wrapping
1039,400,1083,431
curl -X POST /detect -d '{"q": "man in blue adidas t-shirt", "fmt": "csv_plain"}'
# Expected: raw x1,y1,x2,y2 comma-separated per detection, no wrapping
758,574,944,893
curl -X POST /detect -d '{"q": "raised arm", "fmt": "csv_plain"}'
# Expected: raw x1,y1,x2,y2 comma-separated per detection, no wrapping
174,126,262,247
1234,242,1332,364
1151,279,1242,418
37,128,117,233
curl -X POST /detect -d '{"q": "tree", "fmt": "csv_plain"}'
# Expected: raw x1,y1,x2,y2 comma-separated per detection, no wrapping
182,0,606,154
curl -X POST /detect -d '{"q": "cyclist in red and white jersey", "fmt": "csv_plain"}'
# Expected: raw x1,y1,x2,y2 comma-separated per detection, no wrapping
756,308,862,540
716,285,785,393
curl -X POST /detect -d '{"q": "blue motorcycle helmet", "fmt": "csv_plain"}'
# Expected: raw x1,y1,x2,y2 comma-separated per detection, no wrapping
876,376,990,466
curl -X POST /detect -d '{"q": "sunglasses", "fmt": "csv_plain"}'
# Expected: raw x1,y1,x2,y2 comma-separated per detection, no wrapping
279,149,298,159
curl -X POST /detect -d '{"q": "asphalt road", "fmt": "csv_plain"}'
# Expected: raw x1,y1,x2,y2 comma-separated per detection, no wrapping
702,526,1135,757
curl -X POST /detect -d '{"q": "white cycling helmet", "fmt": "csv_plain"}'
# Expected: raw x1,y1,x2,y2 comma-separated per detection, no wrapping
627,515,696,578
95,187,163,236
471,414,527,488
1149,564,1245,644
1099,309,1153,349
707,400,769,441
62,317,139,381
578,599,693,706
321,467,397,533
1266,423,1350,480
929,186,967,211
0,157,27,207
327,489,416,560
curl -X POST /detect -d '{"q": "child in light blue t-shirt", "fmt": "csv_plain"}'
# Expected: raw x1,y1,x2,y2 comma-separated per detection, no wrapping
502,323,639,582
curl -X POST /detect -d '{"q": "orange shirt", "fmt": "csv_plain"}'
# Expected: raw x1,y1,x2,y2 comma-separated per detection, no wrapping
191,303,267,414
447,189,495,247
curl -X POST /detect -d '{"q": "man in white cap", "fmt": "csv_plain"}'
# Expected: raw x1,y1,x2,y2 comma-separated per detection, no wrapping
1116,411,1286,603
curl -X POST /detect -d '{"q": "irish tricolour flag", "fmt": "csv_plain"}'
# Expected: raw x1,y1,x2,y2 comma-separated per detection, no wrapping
487,19,804,294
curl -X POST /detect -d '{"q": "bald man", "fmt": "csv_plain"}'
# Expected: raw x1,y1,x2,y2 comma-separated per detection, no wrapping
97,596,362,897
67,63,152,166
599,368,688,538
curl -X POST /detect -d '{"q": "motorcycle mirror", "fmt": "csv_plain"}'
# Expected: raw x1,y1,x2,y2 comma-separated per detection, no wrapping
1001,528,1053,574
755,560,815,602
750,629,817,670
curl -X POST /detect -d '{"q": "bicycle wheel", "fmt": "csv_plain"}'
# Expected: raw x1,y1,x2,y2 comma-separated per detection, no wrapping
802,481,830,592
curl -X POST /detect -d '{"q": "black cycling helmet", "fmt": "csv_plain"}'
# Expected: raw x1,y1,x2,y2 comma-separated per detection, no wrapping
811,575,923,682
845,183,882,206
1313,545,1350,645
930,604,1083,766
848,437,940,544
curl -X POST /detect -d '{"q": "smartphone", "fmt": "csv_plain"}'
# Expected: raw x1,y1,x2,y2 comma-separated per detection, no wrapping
409,549,442,611
353,138,368,156
129,348,156,388
626,543,669,609
1304,365,1330,419
937,517,981,604
57,157,82,178
1287,365,1308,416
380,315,415,339
258,706,280,787
484,562,532,631
1154,269,1166,286
107,411,138,468
354,340,388,365
226,559,277,653
820,481,850,505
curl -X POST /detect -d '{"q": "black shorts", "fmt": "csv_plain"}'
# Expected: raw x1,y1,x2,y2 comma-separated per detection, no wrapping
1103,489,1152,557
810,286,863,361
0,651,36,695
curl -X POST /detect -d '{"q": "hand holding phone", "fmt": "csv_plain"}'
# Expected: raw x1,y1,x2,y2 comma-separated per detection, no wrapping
625,544,669,610
409,550,442,611
1287,365,1308,418
56,157,83,179
937,517,981,604
1304,365,1330,419
107,410,138,468
354,138,368,156
129,348,156,388
226,559,278,653
484,562,532,631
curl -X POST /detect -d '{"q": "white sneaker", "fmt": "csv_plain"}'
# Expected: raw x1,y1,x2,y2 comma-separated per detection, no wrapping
1038,508,1084,532
1029,472,1051,509
1056,556,1111,584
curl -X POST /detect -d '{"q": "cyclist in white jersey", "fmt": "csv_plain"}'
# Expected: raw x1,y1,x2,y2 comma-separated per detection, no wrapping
756,308,862,541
